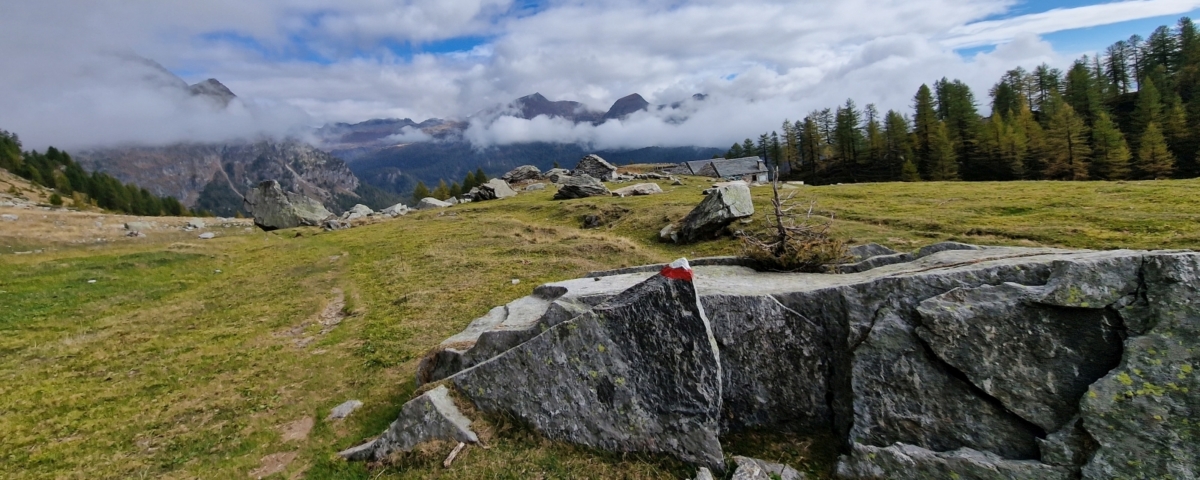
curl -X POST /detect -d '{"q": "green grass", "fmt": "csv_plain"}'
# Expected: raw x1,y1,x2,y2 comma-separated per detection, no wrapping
1,178,1199,479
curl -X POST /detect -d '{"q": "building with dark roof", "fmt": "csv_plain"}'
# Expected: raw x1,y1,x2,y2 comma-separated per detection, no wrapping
675,156,769,182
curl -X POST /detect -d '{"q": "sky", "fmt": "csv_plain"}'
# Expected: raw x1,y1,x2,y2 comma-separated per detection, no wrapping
2,0,1200,151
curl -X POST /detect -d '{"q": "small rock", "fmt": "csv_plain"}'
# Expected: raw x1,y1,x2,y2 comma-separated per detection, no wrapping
198,232,216,239
693,467,716,480
323,219,350,231
611,183,664,197
328,400,364,420
339,386,478,461
582,214,602,229
381,203,410,217
1,214,17,222
186,219,206,229
544,168,572,183
124,221,152,231
525,183,548,191
732,456,805,480
416,197,453,210
87,279,97,284
511,279,520,285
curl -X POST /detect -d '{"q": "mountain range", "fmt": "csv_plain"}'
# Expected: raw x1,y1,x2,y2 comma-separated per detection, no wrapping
75,61,721,214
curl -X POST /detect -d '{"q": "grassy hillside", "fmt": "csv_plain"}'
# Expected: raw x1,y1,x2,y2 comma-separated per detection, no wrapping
2,178,1199,479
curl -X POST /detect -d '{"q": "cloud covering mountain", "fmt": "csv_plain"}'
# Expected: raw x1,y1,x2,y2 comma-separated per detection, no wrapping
2,0,1199,150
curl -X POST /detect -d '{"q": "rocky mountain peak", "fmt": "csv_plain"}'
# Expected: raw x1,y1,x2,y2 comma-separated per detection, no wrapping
188,78,237,107
603,93,650,121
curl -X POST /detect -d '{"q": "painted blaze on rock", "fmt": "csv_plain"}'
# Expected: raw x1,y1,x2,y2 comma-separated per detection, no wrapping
451,258,727,472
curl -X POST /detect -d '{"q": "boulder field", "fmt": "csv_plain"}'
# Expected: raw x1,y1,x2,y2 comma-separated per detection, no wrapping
344,244,1199,478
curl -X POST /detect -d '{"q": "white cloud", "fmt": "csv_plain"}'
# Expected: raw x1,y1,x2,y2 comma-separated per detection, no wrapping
0,0,1189,150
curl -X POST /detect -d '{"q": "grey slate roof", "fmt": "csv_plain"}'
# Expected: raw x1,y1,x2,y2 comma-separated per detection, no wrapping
682,157,767,178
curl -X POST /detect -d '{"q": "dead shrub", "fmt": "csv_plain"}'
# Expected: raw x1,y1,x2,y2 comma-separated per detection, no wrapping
742,170,849,272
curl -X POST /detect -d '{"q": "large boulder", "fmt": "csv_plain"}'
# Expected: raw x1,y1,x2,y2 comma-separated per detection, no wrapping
349,246,1200,478
573,154,619,181
242,180,334,230
381,203,409,217
472,179,518,201
450,259,726,472
341,204,374,220
415,197,453,210
661,183,754,244
338,385,478,461
500,165,542,183
611,183,663,197
553,174,611,200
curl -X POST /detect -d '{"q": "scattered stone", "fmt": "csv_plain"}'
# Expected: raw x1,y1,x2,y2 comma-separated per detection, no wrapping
338,386,478,461
342,204,373,220
280,417,315,442
673,179,685,186
582,214,602,229
472,179,518,201
186,219,206,229
322,219,350,231
249,451,298,479
198,232,216,240
544,168,572,183
242,180,334,230
124,221,152,231
328,400,363,420
660,183,754,244
416,197,453,210
501,165,542,183
732,456,805,480
126,231,146,238
510,278,520,285
611,183,664,197
450,259,726,473
381,203,410,217
835,443,1074,479
573,154,619,181
525,183,548,191
553,174,611,200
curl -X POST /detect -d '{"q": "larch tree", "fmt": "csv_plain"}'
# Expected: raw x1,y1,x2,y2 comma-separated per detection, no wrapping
1136,122,1177,178
1042,97,1092,180
1090,111,1132,180
883,110,913,181
912,84,938,179
926,121,959,181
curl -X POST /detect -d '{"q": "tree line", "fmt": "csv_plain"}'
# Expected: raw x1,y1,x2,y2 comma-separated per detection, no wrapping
412,167,490,203
732,17,1200,185
0,130,188,216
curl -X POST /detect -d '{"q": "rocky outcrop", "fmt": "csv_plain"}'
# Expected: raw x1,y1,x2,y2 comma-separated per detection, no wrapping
451,260,726,472
500,165,542,183
553,174,611,199
836,443,1074,479
1079,253,1200,480
611,183,663,197
573,154,618,181
349,246,1200,478
471,179,517,201
242,180,334,230
660,183,754,244
338,386,478,461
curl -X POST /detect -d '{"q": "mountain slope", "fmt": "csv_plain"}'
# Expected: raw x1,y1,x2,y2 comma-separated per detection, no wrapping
76,140,362,216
